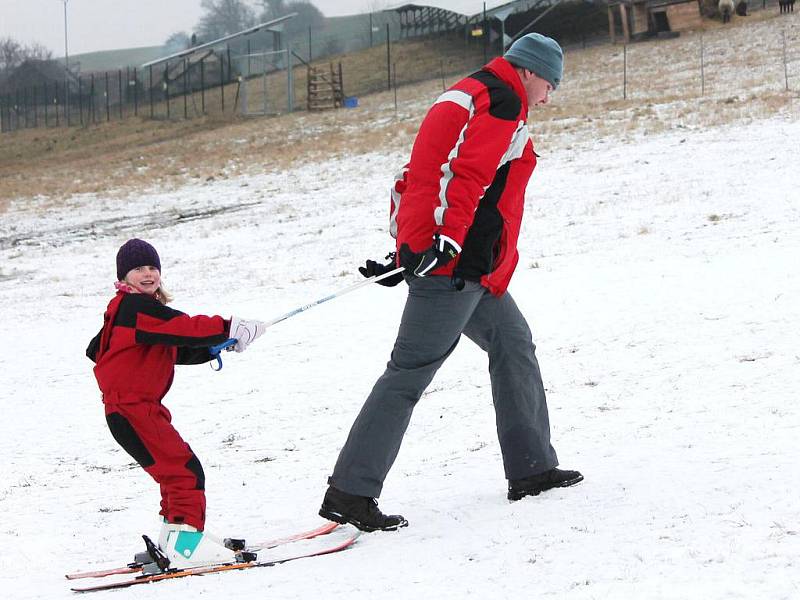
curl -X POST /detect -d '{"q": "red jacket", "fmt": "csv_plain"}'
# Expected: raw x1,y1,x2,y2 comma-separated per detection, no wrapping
390,57,537,296
86,290,229,404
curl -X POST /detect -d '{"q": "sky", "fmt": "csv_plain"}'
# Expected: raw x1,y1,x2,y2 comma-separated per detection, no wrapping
0,0,393,57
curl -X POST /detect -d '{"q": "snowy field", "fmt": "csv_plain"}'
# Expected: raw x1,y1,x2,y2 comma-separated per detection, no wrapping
2,77,800,600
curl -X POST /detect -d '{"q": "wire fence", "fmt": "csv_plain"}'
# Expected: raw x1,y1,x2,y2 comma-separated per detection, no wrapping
1,7,798,133
0,49,242,131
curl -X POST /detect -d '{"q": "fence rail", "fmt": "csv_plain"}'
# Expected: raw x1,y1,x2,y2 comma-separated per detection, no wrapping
1,6,798,134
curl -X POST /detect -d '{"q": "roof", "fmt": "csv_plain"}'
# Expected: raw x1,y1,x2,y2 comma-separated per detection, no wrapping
388,0,537,19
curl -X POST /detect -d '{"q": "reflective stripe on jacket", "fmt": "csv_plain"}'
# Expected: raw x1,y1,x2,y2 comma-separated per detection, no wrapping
390,56,537,296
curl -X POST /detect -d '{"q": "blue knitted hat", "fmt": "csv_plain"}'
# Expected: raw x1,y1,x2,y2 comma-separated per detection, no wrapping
504,33,563,90
116,238,161,281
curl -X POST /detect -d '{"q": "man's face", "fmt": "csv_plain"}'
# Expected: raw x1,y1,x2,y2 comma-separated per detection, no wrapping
521,70,553,108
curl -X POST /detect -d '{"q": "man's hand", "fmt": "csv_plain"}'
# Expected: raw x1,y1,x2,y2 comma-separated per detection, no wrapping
399,234,461,277
358,253,404,287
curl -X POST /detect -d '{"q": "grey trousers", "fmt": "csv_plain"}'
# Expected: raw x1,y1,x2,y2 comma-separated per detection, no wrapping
330,276,558,498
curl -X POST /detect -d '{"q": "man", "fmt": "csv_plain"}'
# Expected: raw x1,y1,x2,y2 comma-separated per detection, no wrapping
319,33,583,532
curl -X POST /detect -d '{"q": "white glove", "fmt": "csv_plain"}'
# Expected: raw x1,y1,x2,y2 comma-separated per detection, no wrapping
229,316,266,353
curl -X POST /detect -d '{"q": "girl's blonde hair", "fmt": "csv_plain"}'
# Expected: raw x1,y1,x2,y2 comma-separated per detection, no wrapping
154,284,174,305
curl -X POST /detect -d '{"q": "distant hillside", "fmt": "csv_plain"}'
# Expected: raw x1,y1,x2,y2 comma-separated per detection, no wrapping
61,46,166,74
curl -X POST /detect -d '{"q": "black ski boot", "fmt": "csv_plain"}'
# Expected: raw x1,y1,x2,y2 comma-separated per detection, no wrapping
319,486,408,532
507,468,584,501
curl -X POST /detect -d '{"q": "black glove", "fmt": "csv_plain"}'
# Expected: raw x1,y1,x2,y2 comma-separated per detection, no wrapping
399,233,461,278
358,253,404,287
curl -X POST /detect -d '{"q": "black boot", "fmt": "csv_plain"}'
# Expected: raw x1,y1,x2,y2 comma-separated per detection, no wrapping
319,486,408,532
507,468,584,501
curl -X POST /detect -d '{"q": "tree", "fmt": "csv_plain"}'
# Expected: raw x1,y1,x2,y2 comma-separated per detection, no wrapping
260,0,325,36
196,0,257,42
163,31,192,54
0,37,54,85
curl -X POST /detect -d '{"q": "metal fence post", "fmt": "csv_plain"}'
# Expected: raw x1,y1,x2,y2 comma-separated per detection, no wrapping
78,76,83,125
623,44,627,99
201,57,206,113
105,71,110,121
183,59,189,119
149,65,154,118
386,23,391,91
287,46,294,112
133,67,138,116
700,34,705,96
65,76,70,127
483,2,488,65
783,30,789,92
219,51,225,113
393,62,398,114
118,69,124,119
90,74,95,123
165,63,171,119
33,85,38,128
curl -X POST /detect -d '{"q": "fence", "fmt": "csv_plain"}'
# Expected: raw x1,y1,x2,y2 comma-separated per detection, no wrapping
0,49,242,132
594,17,800,103
1,6,798,133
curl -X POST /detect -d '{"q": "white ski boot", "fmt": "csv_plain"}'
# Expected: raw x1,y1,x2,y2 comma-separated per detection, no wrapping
162,523,242,569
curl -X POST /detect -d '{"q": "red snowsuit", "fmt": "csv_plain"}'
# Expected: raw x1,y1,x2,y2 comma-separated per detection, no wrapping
390,57,537,296
87,289,229,530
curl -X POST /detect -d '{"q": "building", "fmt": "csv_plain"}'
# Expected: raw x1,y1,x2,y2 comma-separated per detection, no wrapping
606,0,703,43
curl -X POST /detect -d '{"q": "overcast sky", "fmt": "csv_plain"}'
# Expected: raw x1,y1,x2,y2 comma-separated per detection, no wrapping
0,0,393,57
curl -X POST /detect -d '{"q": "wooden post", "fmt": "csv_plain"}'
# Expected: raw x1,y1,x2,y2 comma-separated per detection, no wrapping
619,3,630,44
608,6,616,45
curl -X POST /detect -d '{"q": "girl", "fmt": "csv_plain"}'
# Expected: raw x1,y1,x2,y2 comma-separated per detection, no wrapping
86,238,265,568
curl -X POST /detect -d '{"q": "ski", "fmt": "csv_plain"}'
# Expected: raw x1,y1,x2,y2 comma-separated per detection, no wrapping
70,527,360,593
65,521,339,580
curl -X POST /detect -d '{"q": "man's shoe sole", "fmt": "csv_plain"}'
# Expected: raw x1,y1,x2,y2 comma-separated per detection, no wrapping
318,507,408,533
507,473,584,501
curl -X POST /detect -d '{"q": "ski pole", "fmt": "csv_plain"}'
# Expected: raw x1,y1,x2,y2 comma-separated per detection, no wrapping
209,266,405,370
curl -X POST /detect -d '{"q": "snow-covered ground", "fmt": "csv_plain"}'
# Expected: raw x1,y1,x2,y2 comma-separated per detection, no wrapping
1,101,799,597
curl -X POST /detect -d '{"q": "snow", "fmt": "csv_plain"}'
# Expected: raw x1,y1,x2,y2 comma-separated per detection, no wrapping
2,90,800,600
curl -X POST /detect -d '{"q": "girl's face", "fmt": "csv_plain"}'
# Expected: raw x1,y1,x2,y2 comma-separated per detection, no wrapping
125,265,161,295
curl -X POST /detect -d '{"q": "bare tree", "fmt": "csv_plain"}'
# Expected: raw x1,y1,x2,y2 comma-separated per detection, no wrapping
0,37,54,84
261,0,286,17
196,0,258,42
259,0,325,35
164,31,192,54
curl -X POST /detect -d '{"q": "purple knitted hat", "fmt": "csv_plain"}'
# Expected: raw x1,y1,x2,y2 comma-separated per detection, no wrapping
116,239,161,281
